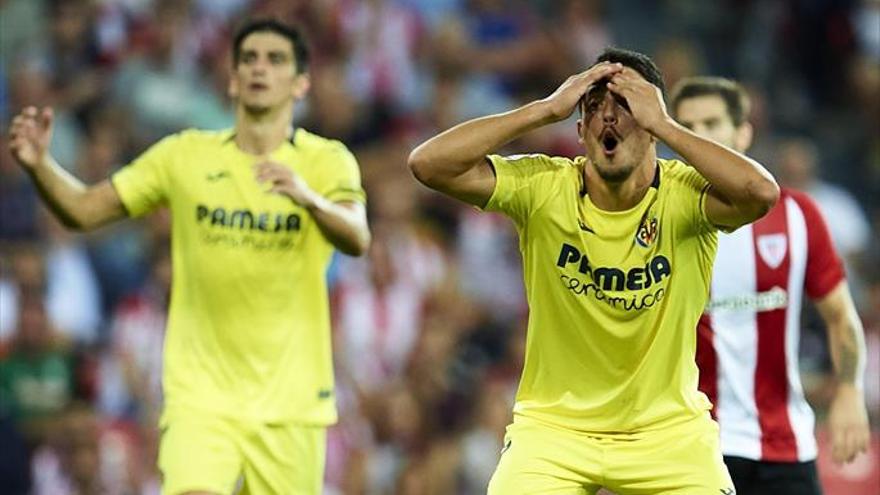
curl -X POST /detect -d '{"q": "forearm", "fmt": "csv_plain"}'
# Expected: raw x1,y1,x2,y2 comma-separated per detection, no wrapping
27,155,126,231
827,315,867,390
307,197,371,256
409,100,554,184
654,118,779,216
27,155,93,229
817,283,867,390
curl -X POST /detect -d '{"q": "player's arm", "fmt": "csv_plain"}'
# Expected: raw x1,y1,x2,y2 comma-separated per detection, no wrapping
409,62,624,207
815,281,870,465
607,72,779,229
8,106,127,231
255,162,370,256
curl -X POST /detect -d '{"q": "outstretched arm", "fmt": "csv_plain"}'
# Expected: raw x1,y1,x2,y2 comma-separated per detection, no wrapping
815,281,870,465
8,106,126,231
408,62,624,207
606,72,779,229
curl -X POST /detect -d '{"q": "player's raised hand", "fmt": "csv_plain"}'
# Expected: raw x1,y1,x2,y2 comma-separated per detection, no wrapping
827,385,870,465
542,62,624,122
254,161,319,208
8,106,54,170
606,69,669,134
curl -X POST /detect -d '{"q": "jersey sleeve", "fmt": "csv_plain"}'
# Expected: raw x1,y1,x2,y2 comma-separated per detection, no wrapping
789,190,845,299
483,153,565,227
319,144,367,204
672,162,717,235
111,135,177,217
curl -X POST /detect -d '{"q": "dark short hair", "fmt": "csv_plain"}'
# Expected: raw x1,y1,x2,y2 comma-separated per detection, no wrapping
595,47,666,94
232,18,310,74
669,76,751,126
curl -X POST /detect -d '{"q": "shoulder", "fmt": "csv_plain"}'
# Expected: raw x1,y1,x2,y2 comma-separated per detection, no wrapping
657,158,712,197
157,128,233,149
783,187,829,224
493,153,580,176
294,128,353,156
657,158,700,184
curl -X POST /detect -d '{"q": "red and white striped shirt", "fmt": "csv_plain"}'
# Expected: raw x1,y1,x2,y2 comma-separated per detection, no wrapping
697,188,845,462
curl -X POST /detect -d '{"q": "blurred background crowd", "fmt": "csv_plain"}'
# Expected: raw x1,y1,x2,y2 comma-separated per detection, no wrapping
0,0,878,493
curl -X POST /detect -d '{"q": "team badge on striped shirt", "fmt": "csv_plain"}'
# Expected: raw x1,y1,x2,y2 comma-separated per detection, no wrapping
757,233,787,269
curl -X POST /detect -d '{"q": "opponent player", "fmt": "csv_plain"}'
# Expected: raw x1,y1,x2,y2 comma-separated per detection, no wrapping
8,19,370,495
671,76,869,494
409,47,779,494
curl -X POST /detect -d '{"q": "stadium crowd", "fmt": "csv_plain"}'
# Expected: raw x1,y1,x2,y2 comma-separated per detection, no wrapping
0,0,878,493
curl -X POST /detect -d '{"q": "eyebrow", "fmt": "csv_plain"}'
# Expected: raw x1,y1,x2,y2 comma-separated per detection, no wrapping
587,82,609,100
240,49,290,58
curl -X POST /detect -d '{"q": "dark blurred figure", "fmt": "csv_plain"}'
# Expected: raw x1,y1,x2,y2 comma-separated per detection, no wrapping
777,138,871,265
0,413,32,494
44,0,108,121
0,287,75,451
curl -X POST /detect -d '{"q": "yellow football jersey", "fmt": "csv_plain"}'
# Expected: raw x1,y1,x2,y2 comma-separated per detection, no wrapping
112,128,365,425
485,154,717,433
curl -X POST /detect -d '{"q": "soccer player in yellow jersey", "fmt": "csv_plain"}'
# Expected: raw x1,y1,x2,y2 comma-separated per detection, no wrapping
410,48,780,494
8,19,370,495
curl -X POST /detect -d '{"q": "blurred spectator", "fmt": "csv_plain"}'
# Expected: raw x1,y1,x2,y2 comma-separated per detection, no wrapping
0,246,45,348
304,61,379,146
334,230,428,396
42,211,103,347
463,0,554,96
0,133,40,241
852,0,880,61
8,63,84,170
456,210,524,319
338,0,423,114
653,38,705,91
77,114,154,313
97,244,169,424
420,17,516,130
0,289,75,448
42,0,108,118
112,0,229,146
458,377,513,494
0,413,32,493
553,0,612,67
0,0,48,71
776,138,871,263
31,402,149,495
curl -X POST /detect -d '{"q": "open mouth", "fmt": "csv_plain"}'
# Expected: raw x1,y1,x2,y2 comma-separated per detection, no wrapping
601,130,619,155
249,82,269,91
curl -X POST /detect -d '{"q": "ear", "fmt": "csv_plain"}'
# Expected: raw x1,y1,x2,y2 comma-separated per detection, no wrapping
734,122,754,153
292,74,311,100
228,69,239,99
576,118,584,144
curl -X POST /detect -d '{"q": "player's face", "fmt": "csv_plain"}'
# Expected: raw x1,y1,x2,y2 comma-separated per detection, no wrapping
230,32,308,113
579,75,654,183
674,95,745,152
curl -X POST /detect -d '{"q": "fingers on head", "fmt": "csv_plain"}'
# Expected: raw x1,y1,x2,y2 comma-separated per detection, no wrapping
40,107,54,125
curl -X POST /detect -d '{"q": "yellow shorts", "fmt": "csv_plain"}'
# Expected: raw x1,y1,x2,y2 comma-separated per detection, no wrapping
488,414,734,495
158,410,326,495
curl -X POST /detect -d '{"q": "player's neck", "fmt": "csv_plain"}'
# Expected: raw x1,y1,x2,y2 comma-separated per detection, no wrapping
234,104,295,156
584,155,657,212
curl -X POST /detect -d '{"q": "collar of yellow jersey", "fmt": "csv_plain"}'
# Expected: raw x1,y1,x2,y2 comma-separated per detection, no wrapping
224,127,298,147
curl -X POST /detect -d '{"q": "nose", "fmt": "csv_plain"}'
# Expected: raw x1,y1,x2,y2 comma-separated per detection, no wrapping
249,56,269,75
601,96,618,125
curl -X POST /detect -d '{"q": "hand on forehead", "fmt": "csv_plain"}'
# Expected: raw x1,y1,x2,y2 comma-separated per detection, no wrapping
612,66,646,81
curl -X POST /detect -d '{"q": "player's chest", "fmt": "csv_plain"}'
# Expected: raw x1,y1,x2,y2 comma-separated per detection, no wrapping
169,151,316,206
531,200,674,305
